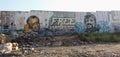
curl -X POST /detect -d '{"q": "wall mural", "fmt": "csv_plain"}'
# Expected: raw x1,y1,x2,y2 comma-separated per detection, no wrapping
24,16,40,32
49,18,75,35
50,18,75,30
0,11,113,35
48,12,76,35
75,22,84,32
98,21,109,32
84,12,99,32
75,12,109,33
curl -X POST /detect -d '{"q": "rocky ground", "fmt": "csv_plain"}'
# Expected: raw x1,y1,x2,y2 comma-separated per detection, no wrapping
23,43,120,57
2,43,120,57
1,34,120,57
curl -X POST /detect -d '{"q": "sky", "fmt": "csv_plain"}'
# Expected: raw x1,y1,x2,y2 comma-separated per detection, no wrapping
0,0,120,12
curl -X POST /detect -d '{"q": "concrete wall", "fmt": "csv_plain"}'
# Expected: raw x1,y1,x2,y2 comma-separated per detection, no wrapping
0,11,14,29
0,10,120,33
14,11,29,30
109,11,120,32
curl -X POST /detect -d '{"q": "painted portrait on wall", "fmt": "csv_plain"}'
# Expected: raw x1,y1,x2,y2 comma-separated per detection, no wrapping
84,12,99,32
24,16,40,32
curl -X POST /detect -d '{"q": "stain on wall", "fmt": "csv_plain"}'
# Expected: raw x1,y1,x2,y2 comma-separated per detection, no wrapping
14,11,29,30
0,11,14,29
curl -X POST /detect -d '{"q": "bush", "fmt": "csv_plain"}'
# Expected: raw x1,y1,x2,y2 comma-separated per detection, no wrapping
77,32,120,42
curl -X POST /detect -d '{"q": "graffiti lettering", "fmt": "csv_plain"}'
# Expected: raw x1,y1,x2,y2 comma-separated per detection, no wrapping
50,18,75,30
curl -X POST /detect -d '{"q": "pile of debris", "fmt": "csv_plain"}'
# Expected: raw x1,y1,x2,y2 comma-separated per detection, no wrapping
0,33,22,57
11,32,39,47
0,42,19,53
12,31,89,47
38,35,88,47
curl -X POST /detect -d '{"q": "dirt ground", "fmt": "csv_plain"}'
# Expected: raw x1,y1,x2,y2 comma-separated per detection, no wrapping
21,43,120,57
2,35,120,57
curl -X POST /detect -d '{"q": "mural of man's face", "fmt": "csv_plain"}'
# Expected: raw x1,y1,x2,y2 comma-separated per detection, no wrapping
24,16,40,32
85,17,95,29
28,18,39,28
84,12,97,32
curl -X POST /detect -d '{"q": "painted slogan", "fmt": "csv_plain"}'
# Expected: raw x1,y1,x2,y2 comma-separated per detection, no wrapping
50,18,75,30
48,12,75,35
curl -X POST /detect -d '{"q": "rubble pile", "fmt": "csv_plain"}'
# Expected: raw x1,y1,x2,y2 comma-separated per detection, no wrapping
13,33,87,47
12,32,39,47
38,35,87,47
0,33,87,46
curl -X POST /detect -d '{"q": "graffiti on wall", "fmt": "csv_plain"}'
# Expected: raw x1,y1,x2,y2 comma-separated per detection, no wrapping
50,18,75,30
24,15,40,32
75,22,84,32
98,21,109,32
49,17,75,35
75,12,109,33
0,11,111,35
84,12,99,32
16,17,25,29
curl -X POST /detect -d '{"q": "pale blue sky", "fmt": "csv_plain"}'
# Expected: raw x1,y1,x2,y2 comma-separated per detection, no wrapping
0,0,120,11
0,0,50,11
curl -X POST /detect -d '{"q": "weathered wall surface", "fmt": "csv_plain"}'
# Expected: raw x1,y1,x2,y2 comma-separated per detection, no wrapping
14,11,29,30
0,11,15,29
0,10,120,33
109,11,120,32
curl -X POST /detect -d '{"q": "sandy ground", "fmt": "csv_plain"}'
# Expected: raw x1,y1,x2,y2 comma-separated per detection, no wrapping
21,43,120,57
